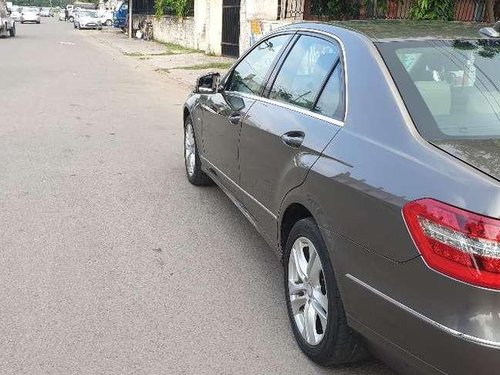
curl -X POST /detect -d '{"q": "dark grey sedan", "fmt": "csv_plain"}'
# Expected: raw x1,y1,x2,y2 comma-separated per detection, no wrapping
182,20,500,374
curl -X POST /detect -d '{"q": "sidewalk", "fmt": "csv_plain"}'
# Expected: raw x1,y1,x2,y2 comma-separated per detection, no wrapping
89,28,236,89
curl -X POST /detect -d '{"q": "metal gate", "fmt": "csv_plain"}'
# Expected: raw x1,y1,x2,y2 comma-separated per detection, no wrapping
221,0,241,57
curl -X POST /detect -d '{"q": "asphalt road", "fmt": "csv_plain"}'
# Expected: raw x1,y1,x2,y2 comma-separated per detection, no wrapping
0,19,395,375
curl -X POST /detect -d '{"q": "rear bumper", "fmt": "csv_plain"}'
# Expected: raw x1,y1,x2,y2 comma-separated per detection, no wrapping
321,228,500,375
346,273,500,375
80,23,101,29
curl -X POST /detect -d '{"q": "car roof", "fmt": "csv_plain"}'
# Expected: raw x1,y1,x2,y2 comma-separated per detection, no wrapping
286,20,491,42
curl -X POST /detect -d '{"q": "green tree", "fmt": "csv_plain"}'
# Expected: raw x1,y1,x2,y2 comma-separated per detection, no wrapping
410,0,455,20
155,0,192,18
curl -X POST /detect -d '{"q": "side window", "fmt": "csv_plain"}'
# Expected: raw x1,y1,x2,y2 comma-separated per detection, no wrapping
227,35,290,96
269,35,340,110
314,63,345,120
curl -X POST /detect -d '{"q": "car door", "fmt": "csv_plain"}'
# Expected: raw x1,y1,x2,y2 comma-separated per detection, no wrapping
200,33,293,185
238,33,346,244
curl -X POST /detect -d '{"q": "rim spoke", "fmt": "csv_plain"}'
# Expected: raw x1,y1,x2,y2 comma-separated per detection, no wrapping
303,301,317,344
306,248,320,281
312,288,328,314
288,281,306,296
291,246,307,281
290,295,307,315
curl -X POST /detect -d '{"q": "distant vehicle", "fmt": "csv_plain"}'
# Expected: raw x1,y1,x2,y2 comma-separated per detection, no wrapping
97,10,113,26
40,7,52,17
0,0,15,36
74,9,101,30
72,2,96,11
113,1,127,31
58,9,65,21
20,7,40,24
68,7,78,22
9,5,21,21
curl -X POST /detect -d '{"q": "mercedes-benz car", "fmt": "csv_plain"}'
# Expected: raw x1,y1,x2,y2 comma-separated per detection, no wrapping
182,20,500,374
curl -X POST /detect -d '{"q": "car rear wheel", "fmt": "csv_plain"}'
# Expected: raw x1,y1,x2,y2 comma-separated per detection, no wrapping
284,218,367,366
184,116,212,186
105,19,112,26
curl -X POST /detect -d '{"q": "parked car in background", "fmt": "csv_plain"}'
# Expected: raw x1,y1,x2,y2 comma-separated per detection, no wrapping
58,8,65,21
74,10,101,30
113,1,127,31
9,5,21,21
40,7,51,17
68,7,78,22
97,10,113,26
183,20,500,375
20,7,40,24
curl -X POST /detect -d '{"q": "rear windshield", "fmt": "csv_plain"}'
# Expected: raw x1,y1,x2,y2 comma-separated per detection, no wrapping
378,40,500,140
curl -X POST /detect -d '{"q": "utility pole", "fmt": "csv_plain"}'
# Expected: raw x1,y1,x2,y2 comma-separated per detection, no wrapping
128,0,132,38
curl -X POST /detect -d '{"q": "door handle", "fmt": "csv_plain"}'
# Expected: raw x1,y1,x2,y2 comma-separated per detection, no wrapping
228,112,242,125
281,131,305,148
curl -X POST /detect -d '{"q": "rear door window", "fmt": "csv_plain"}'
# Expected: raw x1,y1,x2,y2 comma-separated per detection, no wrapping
313,63,345,120
269,35,341,110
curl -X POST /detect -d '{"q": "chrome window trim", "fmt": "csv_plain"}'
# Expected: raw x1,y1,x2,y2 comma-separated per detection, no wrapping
278,27,349,123
346,273,500,349
201,156,278,220
223,28,348,127
225,91,345,128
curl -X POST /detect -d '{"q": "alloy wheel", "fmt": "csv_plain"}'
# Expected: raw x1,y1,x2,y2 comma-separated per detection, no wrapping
288,236,328,346
184,122,196,177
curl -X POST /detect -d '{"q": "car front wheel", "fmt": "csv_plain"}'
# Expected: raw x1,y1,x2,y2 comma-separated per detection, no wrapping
284,218,367,366
184,116,212,186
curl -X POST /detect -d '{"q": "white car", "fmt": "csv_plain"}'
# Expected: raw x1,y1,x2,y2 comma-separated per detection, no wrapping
58,10,65,21
97,10,113,26
40,7,51,17
20,7,40,23
10,5,21,21
74,10,102,30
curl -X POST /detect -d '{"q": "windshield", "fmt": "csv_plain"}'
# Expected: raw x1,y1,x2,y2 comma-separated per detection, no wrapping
81,11,97,17
378,39,500,140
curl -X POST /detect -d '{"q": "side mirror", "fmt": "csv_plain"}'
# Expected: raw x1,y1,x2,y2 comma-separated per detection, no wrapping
196,72,221,94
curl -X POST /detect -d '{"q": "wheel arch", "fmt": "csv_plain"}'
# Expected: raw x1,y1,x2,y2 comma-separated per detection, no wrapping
279,202,315,258
278,181,330,259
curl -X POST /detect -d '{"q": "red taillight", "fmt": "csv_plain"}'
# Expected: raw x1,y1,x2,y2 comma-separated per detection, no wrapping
403,198,500,289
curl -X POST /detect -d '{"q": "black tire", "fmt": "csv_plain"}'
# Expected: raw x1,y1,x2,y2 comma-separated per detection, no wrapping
105,19,112,26
284,218,368,366
9,23,16,37
184,116,212,186
69,16,73,22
